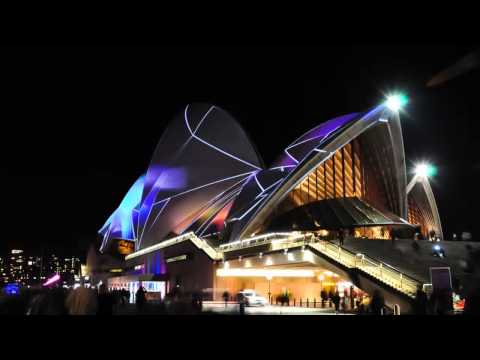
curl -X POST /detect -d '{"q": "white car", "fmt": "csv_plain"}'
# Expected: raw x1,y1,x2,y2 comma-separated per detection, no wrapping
238,290,268,307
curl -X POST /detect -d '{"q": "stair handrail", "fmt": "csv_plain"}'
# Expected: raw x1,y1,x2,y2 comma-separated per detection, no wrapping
312,238,421,296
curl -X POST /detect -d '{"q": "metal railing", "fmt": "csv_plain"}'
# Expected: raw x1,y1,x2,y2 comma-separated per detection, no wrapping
128,230,421,298
218,232,311,253
217,232,420,297
309,240,420,297
354,254,419,296
309,241,357,268
189,234,223,260
125,232,223,261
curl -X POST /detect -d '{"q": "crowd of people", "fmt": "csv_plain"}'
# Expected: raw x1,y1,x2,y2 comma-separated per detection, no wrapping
0,281,210,315
2,279,480,315
319,287,385,315
0,281,141,315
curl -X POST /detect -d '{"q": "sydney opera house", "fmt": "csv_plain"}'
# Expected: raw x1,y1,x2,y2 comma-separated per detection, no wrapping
97,98,445,313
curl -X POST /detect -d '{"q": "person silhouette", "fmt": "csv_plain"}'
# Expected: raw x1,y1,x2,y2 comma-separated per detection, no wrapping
135,286,147,313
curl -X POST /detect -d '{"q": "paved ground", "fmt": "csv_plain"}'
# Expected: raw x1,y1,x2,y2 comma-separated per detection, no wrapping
114,302,354,315
202,302,352,315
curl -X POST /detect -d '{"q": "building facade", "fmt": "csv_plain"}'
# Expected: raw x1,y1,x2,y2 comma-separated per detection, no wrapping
98,102,443,312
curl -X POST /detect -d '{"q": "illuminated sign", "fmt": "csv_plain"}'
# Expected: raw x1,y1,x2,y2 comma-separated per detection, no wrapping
110,269,123,273
11,250,23,254
166,255,188,264
134,265,144,270
118,240,135,255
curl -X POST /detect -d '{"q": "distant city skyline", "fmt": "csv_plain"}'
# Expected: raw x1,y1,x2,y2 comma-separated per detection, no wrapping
0,249,81,287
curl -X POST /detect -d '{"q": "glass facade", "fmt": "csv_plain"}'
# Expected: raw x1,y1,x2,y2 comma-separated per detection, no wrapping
289,139,364,206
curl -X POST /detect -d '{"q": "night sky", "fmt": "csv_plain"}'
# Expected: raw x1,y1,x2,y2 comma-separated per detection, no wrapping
1,44,479,258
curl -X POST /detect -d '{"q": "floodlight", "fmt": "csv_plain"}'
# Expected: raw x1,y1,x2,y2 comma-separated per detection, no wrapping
385,94,408,111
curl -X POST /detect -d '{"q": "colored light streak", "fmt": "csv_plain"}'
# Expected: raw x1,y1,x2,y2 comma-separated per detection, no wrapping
254,174,265,192
192,105,216,135
43,274,60,287
230,194,268,222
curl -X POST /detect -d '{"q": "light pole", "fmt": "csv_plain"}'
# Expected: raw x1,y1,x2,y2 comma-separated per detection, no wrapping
266,275,272,304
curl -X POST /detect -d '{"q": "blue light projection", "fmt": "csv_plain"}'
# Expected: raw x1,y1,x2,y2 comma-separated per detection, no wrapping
120,103,265,250
136,167,187,247
144,251,166,275
3,283,19,296
100,101,410,252
99,175,145,251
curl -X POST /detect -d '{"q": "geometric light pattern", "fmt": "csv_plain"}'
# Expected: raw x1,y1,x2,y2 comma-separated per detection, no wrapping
99,175,145,252
226,104,405,240
100,103,264,252
101,101,442,251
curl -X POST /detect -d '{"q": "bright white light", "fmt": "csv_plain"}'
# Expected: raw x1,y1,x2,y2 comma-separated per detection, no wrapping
385,94,408,112
415,164,428,178
265,258,273,266
217,268,315,278
287,253,295,261
386,96,401,111
434,245,441,251
415,163,435,178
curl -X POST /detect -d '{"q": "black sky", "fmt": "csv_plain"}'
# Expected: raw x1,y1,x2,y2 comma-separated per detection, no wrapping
1,44,479,257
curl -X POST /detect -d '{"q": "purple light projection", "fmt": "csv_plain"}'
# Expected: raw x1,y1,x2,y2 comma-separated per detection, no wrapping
101,103,272,251
136,167,187,246
272,113,360,169
43,274,60,287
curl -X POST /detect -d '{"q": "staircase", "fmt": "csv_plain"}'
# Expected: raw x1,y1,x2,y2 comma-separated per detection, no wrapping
308,240,420,298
